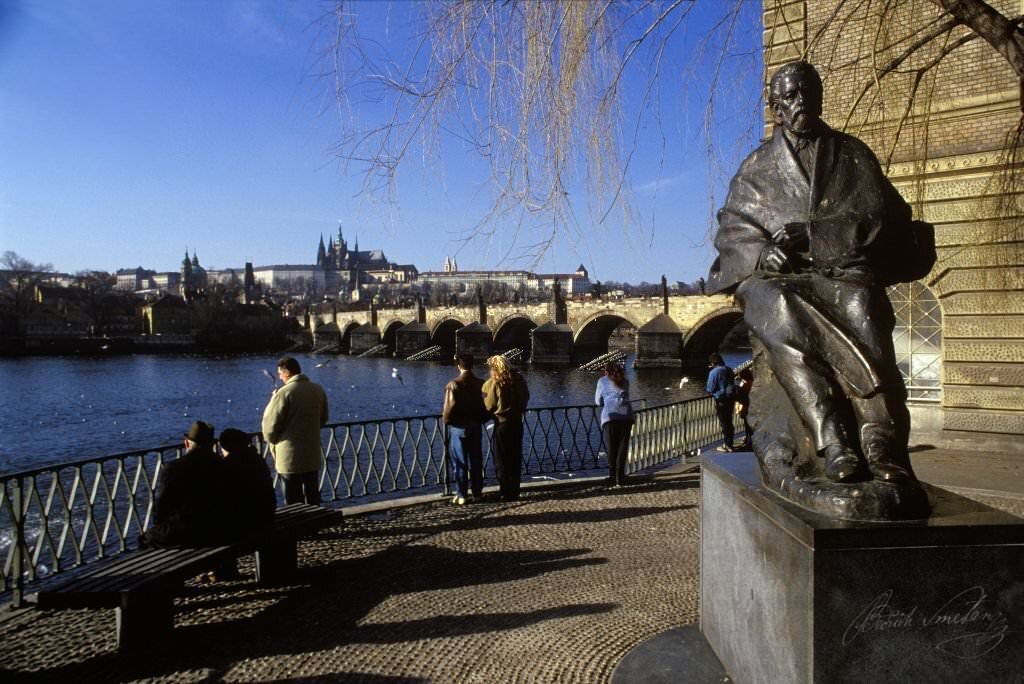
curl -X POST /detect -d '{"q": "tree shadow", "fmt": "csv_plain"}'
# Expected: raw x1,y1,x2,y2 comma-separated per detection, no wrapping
334,504,694,541
331,475,700,542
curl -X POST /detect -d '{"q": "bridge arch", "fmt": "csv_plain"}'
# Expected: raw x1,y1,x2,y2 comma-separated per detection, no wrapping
339,320,361,354
681,306,744,365
574,312,643,359
431,317,466,357
381,319,406,356
493,315,538,356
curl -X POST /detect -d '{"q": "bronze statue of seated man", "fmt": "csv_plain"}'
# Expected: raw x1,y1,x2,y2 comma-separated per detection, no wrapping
707,61,935,520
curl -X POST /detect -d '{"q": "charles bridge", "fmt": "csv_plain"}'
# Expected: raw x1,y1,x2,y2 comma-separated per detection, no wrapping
299,293,740,369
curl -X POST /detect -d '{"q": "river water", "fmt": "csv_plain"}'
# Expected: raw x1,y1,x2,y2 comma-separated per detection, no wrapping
0,351,749,475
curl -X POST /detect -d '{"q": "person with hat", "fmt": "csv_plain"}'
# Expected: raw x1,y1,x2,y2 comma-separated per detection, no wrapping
203,428,278,581
141,420,229,548
218,428,276,534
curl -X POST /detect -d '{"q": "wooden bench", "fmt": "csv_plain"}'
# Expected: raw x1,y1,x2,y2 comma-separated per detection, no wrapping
30,503,344,651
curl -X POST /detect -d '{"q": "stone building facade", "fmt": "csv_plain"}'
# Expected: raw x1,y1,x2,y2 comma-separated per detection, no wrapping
763,0,1024,449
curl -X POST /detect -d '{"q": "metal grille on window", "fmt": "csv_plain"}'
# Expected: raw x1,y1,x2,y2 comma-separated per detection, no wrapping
887,281,942,402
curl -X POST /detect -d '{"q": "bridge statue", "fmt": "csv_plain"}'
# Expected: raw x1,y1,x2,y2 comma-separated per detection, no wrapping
552,279,567,325
707,61,935,521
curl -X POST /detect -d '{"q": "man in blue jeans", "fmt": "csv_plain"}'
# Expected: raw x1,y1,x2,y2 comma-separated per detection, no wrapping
442,354,489,504
706,353,736,452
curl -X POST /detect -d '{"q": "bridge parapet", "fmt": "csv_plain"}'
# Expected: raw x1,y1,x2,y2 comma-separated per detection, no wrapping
302,295,738,362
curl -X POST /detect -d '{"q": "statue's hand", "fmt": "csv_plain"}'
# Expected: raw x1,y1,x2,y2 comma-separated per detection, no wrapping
760,245,792,273
771,223,809,251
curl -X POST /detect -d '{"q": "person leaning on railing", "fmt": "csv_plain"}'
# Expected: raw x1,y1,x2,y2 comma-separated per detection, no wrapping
706,353,737,453
482,355,530,502
442,353,489,505
595,361,635,488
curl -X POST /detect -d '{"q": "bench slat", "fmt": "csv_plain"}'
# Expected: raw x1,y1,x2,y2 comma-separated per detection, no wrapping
37,547,233,608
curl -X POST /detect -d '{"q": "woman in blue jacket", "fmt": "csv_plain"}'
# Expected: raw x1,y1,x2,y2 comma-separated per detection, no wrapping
595,361,634,487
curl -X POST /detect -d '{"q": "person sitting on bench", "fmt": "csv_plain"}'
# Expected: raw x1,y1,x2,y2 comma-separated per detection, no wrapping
200,428,278,581
219,428,276,534
141,420,229,549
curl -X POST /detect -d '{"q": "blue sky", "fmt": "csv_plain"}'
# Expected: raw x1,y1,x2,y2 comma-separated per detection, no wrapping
1,1,762,284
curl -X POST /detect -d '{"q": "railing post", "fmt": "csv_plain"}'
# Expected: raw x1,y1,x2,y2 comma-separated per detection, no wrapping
11,476,25,608
441,423,452,497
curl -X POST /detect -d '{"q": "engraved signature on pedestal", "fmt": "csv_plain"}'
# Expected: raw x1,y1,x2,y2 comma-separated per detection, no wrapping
842,586,1008,658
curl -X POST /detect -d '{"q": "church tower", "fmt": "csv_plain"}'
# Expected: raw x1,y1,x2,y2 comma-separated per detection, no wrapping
180,248,193,301
316,234,326,267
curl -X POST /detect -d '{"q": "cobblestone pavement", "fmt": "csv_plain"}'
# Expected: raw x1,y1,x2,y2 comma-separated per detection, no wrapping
3,470,1022,684
0,475,704,683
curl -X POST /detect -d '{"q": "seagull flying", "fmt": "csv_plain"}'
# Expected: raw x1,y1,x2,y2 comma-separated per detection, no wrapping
391,368,404,385
678,377,689,389
315,358,332,368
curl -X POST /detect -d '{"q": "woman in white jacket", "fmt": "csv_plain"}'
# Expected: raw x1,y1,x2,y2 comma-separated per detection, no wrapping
595,362,634,488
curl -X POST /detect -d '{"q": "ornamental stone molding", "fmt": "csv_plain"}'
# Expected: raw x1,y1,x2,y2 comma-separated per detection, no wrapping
944,339,1024,364
944,362,1024,386
941,292,1024,316
945,315,1024,339
944,408,1024,435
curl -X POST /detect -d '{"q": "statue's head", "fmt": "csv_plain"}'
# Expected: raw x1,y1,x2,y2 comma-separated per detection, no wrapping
769,61,823,137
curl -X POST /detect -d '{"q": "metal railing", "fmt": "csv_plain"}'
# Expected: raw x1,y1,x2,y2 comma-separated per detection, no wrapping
1,395,730,603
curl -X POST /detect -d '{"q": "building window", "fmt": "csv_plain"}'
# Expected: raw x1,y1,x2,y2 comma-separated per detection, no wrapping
887,281,942,403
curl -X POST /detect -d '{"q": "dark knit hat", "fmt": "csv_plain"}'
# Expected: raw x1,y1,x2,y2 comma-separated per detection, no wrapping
184,420,215,445
218,428,252,454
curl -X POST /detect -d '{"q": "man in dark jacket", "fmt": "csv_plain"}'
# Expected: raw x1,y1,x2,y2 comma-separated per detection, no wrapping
708,61,934,485
218,428,277,534
442,354,489,504
706,353,736,453
141,420,227,548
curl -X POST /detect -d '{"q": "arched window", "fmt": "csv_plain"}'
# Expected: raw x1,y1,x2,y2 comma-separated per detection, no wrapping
887,282,942,403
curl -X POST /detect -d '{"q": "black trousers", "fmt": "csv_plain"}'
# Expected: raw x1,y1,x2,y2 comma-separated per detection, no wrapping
715,400,735,448
280,470,321,505
492,420,524,501
603,420,633,486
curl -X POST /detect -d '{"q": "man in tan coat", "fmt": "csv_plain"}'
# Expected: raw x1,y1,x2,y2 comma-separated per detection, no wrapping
261,356,328,504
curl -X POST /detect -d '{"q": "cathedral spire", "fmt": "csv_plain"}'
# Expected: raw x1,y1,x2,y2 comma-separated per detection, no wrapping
317,234,327,267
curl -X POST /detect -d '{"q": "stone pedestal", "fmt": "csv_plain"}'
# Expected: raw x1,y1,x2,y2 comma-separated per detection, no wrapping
634,313,682,368
455,322,493,360
349,323,381,355
312,323,340,352
701,452,1024,684
530,322,573,366
395,322,432,359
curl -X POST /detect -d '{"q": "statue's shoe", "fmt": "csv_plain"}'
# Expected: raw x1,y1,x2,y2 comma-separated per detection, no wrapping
822,444,868,483
867,462,912,483
862,435,914,483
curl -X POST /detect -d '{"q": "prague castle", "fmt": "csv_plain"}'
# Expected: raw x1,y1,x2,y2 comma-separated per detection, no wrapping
252,224,417,297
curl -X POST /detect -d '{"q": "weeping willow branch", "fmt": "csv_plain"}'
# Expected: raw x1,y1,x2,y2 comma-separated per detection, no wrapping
323,0,757,264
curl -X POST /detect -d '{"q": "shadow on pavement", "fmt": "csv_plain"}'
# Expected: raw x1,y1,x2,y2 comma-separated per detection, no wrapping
12,544,611,681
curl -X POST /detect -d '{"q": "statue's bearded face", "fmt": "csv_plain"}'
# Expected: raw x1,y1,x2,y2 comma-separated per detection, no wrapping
771,71,822,136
